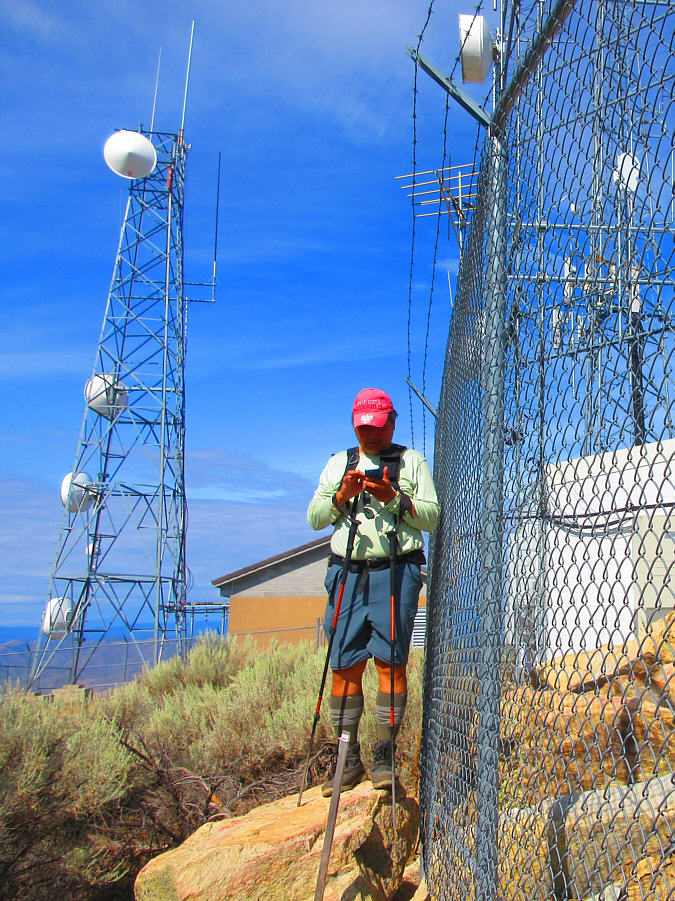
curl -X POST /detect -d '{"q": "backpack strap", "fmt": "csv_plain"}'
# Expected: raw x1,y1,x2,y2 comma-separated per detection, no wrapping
338,444,410,525
345,446,361,471
341,444,406,490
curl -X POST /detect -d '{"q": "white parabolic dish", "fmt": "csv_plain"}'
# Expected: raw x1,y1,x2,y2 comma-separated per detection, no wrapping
103,130,157,179
60,471,95,513
42,597,74,638
85,372,128,419
458,14,494,84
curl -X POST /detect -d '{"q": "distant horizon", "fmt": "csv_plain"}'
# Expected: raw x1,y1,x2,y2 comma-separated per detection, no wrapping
0,618,229,646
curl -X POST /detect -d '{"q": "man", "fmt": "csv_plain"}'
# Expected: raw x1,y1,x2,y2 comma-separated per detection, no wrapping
307,388,439,794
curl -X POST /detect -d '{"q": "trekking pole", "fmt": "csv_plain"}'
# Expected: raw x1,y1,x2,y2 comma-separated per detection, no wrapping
297,510,360,806
314,731,350,901
387,530,398,831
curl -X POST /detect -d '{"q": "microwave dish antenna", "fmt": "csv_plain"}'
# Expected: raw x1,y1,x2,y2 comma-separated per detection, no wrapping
42,597,74,638
85,373,128,419
459,14,494,84
60,471,95,513
612,151,641,193
103,129,157,179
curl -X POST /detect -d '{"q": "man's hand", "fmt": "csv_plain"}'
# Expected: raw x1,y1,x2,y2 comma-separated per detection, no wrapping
335,470,365,507
363,466,397,504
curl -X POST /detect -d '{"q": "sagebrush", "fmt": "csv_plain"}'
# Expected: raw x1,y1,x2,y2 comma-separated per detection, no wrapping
0,634,423,901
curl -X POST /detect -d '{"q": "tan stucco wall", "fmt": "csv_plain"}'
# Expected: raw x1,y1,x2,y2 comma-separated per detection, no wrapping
229,594,427,648
228,595,327,648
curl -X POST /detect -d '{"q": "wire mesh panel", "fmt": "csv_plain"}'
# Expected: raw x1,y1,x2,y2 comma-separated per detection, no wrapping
422,2,674,899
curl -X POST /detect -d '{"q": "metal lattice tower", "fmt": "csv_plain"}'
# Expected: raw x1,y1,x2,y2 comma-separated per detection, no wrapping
29,123,197,689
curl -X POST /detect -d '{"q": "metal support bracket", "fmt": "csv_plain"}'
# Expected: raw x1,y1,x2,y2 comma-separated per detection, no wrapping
407,48,492,130
405,377,438,418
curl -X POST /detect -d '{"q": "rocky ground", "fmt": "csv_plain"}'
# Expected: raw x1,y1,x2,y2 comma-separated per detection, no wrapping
134,780,429,901
133,612,674,900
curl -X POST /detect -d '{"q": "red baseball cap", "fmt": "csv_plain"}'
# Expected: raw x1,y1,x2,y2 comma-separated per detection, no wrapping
352,388,395,428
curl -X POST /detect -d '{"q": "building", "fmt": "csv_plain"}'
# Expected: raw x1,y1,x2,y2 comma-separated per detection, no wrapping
213,537,428,649
506,438,675,670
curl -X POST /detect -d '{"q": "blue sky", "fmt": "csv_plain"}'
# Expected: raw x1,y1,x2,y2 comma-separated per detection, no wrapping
0,0,493,632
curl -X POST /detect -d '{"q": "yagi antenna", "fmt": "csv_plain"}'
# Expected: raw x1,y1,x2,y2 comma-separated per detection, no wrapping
150,48,162,132
180,21,195,133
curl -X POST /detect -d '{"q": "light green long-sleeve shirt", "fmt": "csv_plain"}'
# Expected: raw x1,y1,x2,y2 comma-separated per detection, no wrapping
307,447,439,559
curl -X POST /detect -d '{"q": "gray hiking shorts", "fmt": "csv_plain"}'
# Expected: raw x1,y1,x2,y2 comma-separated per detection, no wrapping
322,555,424,671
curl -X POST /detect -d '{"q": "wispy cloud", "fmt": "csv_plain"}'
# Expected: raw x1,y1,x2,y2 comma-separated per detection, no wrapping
186,448,315,503
188,496,326,591
436,257,461,275
197,0,428,143
0,477,62,625
226,342,405,372
0,350,94,381
2,0,66,43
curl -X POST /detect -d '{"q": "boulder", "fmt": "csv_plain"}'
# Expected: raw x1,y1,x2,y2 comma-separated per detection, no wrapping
409,877,430,900
134,782,420,901
496,774,674,900
549,775,674,899
625,847,675,900
624,696,675,781
501,632,675,803
530,612,675,693
651,611,675,666
498,801,553,901
501,689,637,802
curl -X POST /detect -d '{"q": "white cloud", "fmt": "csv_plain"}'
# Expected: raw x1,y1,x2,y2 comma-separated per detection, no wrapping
2,0,66,42
186,448,315,501
436,257,460,274
195,0,433,142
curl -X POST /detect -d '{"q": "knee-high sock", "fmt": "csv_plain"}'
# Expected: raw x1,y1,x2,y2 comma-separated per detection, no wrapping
329,693,364,745
375,690,407,742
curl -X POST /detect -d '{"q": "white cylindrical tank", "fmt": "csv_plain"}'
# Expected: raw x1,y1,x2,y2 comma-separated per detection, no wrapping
60,472,95,513
103,130,157,179
42,597,74,638
85,373,128,419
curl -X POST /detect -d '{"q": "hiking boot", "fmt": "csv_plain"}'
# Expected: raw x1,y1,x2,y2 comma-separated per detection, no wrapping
371,740,396,790
321,742,365,797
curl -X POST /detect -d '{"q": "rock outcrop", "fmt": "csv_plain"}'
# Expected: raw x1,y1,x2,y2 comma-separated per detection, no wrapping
495,611,675,901
135,782,420,901
501,612,675,804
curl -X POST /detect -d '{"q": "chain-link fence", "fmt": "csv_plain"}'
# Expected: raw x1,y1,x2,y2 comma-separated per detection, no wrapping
2,632,225,694
422,1,674,898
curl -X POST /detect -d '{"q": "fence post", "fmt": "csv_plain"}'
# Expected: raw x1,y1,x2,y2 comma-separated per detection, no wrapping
476,128,508,901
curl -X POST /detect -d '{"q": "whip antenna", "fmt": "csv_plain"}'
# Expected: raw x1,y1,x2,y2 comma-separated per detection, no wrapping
180,21,195,133
150,48,162,132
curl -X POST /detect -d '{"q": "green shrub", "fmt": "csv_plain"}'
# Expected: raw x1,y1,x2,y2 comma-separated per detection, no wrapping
134,633,254,701
0,684,131,901
0,635,424,900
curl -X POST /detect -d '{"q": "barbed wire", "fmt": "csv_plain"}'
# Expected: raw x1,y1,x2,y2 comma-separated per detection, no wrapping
407,0,437,449
420,95,451,456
